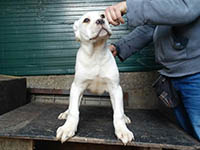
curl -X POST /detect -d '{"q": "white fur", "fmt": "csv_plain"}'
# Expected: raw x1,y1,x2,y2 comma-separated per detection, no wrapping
56,11,134,145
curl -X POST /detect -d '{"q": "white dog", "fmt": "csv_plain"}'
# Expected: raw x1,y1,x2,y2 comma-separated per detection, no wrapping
56,11,134,145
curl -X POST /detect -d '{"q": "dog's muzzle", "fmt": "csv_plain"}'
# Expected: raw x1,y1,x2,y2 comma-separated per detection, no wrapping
89,27,111,40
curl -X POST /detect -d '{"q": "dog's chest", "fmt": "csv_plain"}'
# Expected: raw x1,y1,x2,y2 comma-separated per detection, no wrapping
76,47,118,94
87,76,109,95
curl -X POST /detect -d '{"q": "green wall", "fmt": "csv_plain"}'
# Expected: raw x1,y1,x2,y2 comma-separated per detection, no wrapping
0,0,161,76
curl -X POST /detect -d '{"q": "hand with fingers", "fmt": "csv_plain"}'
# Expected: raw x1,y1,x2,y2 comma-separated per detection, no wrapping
105,1,127,26
109,44,118,57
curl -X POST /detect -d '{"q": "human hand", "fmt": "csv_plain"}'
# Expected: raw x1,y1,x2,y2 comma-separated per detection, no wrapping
105,1,127,26
109,44,117,57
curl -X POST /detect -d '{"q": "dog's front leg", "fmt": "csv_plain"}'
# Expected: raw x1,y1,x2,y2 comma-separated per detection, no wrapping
58,94,83,120
109,85,134,145
56,82,84,143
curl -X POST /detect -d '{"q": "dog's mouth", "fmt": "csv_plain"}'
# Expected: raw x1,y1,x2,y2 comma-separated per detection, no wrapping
89,27,111,40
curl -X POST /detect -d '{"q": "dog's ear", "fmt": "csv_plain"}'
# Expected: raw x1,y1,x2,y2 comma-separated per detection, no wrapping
73,21,81,42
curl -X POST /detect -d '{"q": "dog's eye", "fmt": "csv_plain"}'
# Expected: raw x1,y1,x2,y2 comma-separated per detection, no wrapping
100,14,105,19
83,18,90,23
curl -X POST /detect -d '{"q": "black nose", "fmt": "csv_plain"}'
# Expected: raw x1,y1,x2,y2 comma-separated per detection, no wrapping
96,19,105,25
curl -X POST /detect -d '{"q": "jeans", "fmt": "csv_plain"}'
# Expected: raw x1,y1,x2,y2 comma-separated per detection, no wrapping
171,73,200,141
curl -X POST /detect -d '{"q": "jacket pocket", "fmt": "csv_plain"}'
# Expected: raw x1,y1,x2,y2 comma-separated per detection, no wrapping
155,37,187,63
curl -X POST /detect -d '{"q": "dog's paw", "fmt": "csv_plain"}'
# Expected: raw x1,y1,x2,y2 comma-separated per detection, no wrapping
124,114,131,124
115,127,134,145
58,110,69,120
114,120,134,145
56,124,76,143
56,116,78,143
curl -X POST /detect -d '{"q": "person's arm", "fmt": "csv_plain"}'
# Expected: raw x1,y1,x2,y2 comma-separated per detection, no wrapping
127,0,200,27
112,25,155,62
105,0,200,27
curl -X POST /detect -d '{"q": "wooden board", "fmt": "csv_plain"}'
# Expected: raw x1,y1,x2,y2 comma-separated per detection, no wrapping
34,140,162,150
0,138,33,150
0,103,199,150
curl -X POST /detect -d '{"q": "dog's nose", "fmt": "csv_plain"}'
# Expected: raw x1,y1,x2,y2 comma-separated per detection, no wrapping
96,19,105,25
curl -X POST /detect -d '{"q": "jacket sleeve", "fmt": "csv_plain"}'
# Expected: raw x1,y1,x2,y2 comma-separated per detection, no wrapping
113,25,155,61
127,0,200,27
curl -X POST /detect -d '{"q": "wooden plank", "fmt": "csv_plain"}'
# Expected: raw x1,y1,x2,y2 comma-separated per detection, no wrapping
27,88,129,106
0,103,199,150
28,88,128,99
28,88,110,98
34,140,161,150
0,138,33,150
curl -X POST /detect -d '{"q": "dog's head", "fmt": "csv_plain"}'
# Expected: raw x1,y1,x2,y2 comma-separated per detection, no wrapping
73,11,112,42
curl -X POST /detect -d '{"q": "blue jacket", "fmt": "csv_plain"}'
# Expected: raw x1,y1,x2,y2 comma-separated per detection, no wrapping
114,0,200,77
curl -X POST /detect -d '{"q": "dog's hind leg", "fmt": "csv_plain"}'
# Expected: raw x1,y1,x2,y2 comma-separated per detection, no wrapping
58,94,83,120
124,114,131,124
58,109,69,120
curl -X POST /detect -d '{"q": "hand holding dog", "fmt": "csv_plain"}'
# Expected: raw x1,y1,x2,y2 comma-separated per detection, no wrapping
105,1,127,26
109,45,117,57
